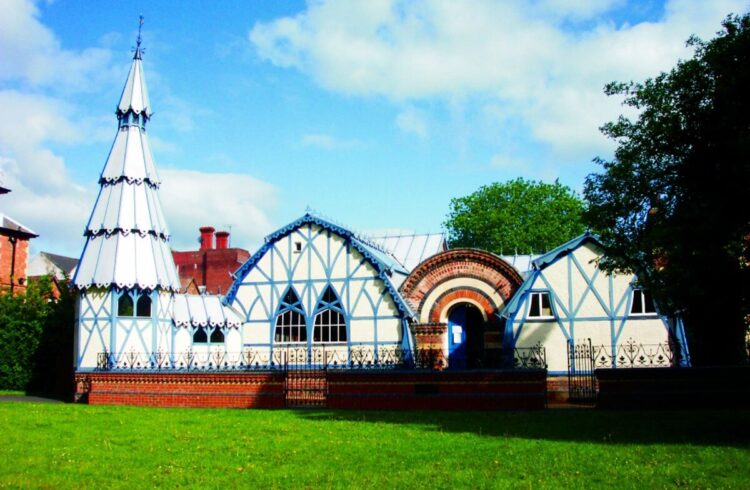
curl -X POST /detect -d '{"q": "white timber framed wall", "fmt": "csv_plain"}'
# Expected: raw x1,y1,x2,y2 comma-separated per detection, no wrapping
502,234,690,374
225,214,415,366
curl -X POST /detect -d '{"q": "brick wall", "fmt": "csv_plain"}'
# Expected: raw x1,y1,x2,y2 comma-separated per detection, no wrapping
172,248,250,295
75,372,285,408
0,234,30,291
327,370,547,410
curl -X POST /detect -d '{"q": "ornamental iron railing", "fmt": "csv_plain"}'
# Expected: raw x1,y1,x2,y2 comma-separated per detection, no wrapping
95,345,547,372
592,338,688,368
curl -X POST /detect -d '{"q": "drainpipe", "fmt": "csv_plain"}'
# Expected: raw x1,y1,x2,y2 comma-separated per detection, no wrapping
8,236,16,294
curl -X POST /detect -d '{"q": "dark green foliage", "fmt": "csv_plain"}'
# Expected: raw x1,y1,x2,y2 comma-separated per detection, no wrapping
444,178,586,254
0,277,75,394
584,14,750,365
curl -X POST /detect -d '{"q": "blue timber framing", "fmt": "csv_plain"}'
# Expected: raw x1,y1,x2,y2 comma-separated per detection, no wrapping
499,233,691,367
226,213,415,366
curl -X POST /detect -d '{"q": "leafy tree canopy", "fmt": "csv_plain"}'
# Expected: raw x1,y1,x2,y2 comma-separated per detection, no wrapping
444,178,586,255
584,14,750,365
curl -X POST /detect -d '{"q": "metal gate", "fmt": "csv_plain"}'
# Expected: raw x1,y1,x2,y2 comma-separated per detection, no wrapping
281,347,328,408
567,338,596,404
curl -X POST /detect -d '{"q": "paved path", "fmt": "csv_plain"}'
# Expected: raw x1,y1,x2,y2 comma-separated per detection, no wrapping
0,395,65,403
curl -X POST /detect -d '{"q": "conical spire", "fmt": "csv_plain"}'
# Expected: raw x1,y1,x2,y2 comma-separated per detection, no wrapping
73,21,180,292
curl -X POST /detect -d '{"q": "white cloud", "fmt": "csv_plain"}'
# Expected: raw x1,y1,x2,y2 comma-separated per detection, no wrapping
301,133,362,150
0,0,116,92
395,106,428,138
159,169,278,251
250,0,747,160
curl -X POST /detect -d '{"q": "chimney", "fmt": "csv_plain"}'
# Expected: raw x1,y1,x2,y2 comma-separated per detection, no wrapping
199,226,215,251
215,230,230,250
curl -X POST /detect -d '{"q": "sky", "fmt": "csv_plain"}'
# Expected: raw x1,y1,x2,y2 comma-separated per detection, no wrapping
1,0,748,258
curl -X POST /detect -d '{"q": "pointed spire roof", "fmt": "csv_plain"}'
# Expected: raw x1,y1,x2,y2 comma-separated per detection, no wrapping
117,16,151,116
74,21,180,292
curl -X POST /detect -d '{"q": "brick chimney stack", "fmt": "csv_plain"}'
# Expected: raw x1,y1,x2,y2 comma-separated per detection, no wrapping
199,226,215,251
215,231,230,250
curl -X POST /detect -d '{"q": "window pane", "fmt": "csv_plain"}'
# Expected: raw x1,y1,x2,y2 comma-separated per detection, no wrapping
118,294,134,316
136,294,151,317
210,328,224,343
529,293,540,317
193,328,207,343
643,291,656,313
631,290,643,314
541,293,552,317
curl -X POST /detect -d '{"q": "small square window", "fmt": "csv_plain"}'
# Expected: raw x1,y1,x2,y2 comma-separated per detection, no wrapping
630,289,656,315
528,292,554,319
294,241,302,253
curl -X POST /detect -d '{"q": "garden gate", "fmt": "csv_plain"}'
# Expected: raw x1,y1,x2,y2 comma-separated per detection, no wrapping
567,338,596,404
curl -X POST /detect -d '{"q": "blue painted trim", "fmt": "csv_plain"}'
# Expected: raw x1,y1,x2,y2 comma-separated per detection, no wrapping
224,214,414,318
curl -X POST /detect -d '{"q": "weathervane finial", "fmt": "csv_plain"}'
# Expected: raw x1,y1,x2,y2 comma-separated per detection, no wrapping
134,15,145,59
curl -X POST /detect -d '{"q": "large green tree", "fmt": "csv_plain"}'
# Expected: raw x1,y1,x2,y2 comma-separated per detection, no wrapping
584,14,750,365
444,178,586,255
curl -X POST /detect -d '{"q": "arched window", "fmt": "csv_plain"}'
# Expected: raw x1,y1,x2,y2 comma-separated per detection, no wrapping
275,288,307,343
193,327,225,344
313,285,347,343
117,293,134,316
136,294,151,317
193,328,208,343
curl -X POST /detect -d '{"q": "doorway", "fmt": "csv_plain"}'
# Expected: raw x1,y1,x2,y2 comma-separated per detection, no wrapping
447,303,485,369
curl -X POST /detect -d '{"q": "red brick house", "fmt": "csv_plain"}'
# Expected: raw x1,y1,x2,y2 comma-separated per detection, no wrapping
0,186,38,293
172,227,250,295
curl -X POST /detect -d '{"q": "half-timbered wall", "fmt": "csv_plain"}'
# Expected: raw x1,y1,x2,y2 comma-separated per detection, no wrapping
228,222,411,365
506,240,688,373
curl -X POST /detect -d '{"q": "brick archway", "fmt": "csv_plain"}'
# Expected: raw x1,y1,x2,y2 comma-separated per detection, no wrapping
400,248,524,324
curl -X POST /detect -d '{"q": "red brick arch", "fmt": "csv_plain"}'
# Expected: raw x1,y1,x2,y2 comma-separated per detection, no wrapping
400,248,524,321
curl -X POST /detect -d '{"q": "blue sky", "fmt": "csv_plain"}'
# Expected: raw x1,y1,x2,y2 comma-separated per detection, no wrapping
1,0,747,257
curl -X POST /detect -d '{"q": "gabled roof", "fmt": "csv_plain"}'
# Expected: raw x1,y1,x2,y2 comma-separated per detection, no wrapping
370,233,447,272
225,213,414,318
498,232,601,320
499,254,541,276
531,232,600,270
0,213,37,238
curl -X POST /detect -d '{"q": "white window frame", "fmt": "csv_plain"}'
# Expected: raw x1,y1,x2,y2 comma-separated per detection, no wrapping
630,289,657,316
527,291,555,319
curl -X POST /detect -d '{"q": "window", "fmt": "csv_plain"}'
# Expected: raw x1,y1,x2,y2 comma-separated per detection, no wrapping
193,327,224,344
117,294,134,316
528,292,554,318
274,288,307,343
630,289,656,315
294,241,302,253
136,295,151,317
313,285,347,343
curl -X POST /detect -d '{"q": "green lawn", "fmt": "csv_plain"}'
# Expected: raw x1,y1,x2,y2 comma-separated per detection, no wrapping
0,403,748,489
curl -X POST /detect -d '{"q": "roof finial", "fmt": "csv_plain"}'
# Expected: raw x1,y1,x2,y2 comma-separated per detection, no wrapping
134,15,144,59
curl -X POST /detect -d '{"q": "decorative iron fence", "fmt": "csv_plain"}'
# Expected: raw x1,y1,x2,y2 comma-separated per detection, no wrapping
95,345,547,372
592,339,688,368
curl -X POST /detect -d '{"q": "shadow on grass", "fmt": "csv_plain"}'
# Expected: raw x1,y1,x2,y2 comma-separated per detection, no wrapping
291,408,750,448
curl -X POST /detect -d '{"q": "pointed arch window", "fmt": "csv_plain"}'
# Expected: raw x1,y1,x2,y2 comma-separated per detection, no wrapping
136,294,151,317
193,326,224,344
313,285,347,343
117,294,134,316
275,288,307,343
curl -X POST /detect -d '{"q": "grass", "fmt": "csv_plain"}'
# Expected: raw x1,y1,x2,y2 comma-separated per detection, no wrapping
0,403,748,489
0,390,25,396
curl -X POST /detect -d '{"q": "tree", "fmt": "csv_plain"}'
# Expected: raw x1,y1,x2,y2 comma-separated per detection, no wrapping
584,14,750,365
444,178,586,255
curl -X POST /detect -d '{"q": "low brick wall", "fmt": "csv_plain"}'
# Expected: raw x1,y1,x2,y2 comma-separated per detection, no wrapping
596,366,750,409
326,370,547,410
75,372,285,409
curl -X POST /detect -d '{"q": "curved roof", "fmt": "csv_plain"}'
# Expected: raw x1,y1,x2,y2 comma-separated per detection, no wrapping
224,213,414,318
173,294,242,328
